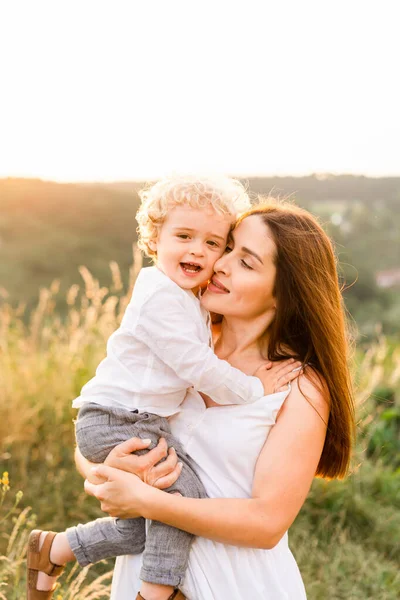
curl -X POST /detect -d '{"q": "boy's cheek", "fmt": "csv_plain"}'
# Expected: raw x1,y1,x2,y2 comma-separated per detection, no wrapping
205,259,220,277
216,247,227,260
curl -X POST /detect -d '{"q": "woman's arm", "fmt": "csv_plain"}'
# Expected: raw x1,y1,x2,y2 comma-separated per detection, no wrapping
85,374,329,549
74,445,93,479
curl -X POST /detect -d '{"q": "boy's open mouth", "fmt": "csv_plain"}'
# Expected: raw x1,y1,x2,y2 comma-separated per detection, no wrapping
180,262,202,274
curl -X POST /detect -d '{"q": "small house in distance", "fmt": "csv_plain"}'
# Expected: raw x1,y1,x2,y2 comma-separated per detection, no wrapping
376,269,400,289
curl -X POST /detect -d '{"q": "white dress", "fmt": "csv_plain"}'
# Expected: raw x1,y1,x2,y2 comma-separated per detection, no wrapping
111,388,307,599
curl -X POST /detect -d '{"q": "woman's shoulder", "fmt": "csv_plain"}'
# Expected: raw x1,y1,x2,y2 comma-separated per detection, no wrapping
277,366,330,424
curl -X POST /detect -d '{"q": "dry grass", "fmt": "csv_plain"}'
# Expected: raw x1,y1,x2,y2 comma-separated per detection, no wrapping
0,255,399,599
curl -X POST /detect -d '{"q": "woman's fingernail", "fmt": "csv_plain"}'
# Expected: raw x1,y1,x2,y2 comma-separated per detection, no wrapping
178,462,183,469
142,439,152,444
171,447,176,453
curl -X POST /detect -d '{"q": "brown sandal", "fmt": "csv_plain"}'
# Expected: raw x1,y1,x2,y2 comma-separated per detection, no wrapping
136,590,186,600
27,530,65,599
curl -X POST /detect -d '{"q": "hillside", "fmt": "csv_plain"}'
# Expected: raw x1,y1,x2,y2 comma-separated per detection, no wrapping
1,175,399,335
0,178,142,309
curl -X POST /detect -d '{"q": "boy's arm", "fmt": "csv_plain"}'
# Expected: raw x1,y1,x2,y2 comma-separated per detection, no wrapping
134,287,264,405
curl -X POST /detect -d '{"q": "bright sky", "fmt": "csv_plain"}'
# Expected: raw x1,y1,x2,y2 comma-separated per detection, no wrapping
0,0,399,182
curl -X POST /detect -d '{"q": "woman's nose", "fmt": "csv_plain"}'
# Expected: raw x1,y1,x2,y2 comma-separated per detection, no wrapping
214,253,229,274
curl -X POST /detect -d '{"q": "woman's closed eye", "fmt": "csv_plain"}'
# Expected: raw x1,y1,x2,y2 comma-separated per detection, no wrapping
241,259,253,270
177,234,190,240
224,244,252,268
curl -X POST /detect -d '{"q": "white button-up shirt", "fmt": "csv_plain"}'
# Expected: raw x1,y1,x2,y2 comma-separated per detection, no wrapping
73,266,264,417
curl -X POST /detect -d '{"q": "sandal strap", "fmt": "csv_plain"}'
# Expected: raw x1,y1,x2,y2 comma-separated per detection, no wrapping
136,591,186,600
27,568,58,599
35,592,57,600
169,591,186,600
28,530,65,577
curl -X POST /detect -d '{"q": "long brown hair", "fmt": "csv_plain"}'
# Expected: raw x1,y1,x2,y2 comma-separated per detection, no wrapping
238,200,355,479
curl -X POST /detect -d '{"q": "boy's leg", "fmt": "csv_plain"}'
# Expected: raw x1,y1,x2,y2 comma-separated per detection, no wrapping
69,405,203,571
32,406,204,595
139,418,207,588
66,516,146,566
68,403,163,566
141,520,192,588
31,403,152,594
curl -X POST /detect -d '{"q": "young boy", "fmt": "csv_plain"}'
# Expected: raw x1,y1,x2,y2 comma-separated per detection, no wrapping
27,176,298,600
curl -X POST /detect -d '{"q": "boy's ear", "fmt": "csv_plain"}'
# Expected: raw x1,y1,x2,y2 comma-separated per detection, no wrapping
148,239,157,252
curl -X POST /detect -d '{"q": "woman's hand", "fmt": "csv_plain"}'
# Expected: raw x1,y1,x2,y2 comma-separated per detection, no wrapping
84,464,155,519
102,436,182,489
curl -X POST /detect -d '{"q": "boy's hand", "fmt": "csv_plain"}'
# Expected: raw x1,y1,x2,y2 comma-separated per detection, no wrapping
255,358,303,395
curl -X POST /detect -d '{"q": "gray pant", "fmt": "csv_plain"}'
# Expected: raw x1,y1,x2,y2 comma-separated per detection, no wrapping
66,403,207,587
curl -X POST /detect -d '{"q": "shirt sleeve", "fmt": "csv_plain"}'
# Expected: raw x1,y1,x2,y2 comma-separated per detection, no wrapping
134,285,264,405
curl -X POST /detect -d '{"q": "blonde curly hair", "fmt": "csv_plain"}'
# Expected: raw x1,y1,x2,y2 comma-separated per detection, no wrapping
136,175,251,258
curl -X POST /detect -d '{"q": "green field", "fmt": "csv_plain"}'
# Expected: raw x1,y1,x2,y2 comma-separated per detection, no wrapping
0,261,399,599
0,176,399,598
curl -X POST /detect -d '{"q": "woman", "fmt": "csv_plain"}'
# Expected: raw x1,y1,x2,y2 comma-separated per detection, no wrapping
83,200,355,599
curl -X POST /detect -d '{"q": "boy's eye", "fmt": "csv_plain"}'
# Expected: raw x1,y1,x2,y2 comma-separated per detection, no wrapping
177,234,190,239
207,240,219,247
